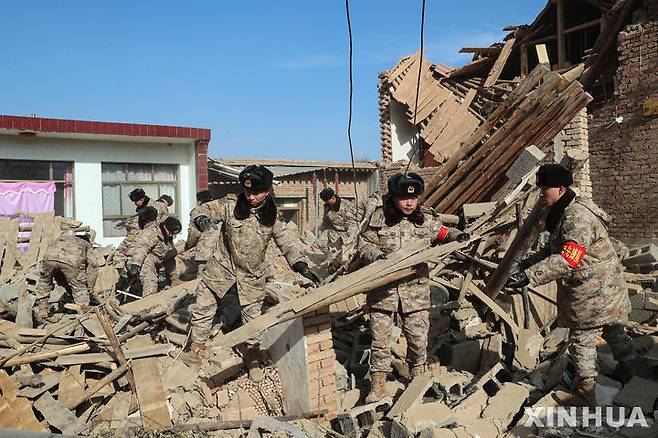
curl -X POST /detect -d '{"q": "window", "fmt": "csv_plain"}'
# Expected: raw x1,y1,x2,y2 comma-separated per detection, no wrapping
0,159,74,217
101,163,178,237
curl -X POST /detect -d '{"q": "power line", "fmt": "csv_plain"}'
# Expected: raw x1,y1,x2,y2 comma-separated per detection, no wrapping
404,0,427,176
345,0,359,205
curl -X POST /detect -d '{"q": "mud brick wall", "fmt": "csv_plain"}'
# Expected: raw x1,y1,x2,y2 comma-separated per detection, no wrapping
303,307,339,419
589,19,658,243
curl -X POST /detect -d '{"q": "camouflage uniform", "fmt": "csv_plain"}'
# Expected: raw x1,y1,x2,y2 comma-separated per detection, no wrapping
189,195,306,345
358,202,462,373
185,201,224,263
344,193,382,240
114,198,170,268
37,235,96,305
321,196,354,249
524,197,634,381
127,221,176,296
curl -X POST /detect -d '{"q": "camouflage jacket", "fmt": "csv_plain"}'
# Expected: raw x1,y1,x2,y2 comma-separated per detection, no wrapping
358,203,462,313
185,202,220,261
344,193,382,239
525,197,630,329
193,194,306,303
127,222,175,268
321,197,354,245
124,198,170,243
42,235,95,271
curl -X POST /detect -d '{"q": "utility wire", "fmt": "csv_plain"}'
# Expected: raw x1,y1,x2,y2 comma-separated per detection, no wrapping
404,0,427,176
345,0,359,205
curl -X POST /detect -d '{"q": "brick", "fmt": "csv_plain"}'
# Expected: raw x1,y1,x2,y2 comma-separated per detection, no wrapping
303,313,333,328
305,330,333,344
307,349,334,363
322,392,338,404
309,382,335,398
319,340,334,351
306,342,321,354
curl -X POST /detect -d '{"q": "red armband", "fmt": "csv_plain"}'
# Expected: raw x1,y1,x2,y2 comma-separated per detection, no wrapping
435,226,449,243
560,241,586,268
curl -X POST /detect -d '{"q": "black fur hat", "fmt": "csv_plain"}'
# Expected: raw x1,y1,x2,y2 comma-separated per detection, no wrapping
320,188,335,202
138,206,158,229
196,190,212,203
158,194,174,206
387,172,425,197
162,216,182,234
129,188,146,202
536,164,573,188
239,165,273,191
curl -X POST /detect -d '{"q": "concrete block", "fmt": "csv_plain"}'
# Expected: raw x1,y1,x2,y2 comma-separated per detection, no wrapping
596,374,622,406
432,371,471,399
645,291,658,311
438,340,481,373
387,374,434,419
391,401,456,438
614,376,658,413
482,382,530,426
513,329,543,371
623,244,658,267
480,334,504,369
462,202,496,220
505,145,545,184
462,418,505,438
336,397,392,437
453,388,488,421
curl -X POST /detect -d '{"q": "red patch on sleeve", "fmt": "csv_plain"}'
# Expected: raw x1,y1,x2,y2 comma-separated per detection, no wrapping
560,241,586,268
436,226,449,243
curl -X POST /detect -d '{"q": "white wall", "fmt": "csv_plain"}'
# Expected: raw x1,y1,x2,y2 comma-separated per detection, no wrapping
0,135,197,246
390,99,422,165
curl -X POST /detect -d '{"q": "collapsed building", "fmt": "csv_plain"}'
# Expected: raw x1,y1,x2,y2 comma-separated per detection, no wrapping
0,0,657,437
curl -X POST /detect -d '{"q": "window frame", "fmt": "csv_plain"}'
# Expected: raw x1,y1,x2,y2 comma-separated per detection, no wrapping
0,159,75,217
101,162,180,237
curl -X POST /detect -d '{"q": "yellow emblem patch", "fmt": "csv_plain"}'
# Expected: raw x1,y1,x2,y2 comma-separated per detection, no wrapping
407,185,415,194
560,241,586,268
244,179,252,188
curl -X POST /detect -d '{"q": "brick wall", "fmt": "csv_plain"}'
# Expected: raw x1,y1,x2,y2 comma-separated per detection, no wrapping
303,307,339,419
589,19,658,243
549,108,593,198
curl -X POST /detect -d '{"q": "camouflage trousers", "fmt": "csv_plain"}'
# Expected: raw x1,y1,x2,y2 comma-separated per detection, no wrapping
369,309,429,373
570,322,636,381
190,279,270,346
139,253,176,296
36,260,90,306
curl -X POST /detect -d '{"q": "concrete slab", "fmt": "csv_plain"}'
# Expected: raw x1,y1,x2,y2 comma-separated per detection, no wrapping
614,376,658,413
482,382,530,426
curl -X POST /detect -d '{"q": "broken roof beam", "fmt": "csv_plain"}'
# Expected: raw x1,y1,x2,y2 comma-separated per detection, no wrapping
459,47,502,55
483,37,517,88
448,57,496,78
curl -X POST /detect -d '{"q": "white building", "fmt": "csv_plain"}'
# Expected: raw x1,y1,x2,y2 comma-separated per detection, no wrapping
0,114,211,246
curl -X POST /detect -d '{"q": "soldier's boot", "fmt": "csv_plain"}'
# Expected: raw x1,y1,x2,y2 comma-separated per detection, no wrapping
243,348,264,383
553,378,596,406
34,299,50,323
365,372,387,404
410,363,428,378
179,342,206,366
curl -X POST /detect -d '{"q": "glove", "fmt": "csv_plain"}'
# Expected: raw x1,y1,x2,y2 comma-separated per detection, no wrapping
292,262,322,285
376,252,388,261
507,264,529,289
195,215,214,232
128,264,140,278
455,232,470,243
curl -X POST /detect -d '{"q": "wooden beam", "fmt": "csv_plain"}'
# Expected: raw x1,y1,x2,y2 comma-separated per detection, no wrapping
64,361,130,411
484,38,517,87
2,342,90,367
536,44,551,68
460,47,502,54
563,18,602,35
556,0,567,68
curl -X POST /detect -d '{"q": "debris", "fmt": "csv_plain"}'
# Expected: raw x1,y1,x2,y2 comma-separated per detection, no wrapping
614,376,658,414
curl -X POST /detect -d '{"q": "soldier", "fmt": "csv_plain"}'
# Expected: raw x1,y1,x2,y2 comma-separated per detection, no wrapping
184,190,222,266
319,187,353,249
358,173,469,403
114,189,171,274
508,164,636,406
180,165,321,381
35,231,97,320
127,210,182,297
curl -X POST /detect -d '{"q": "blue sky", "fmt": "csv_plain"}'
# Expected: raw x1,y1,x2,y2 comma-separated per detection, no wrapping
2,1,546,162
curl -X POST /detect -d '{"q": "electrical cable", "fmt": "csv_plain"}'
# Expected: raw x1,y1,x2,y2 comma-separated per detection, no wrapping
345,0,359,205
404,0,427,176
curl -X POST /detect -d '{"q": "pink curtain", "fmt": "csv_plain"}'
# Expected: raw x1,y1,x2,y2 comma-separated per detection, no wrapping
0,182,56,217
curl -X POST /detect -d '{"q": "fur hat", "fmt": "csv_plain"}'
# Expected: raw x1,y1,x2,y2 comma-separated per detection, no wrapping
536,164,573,188
196,190,212,203
239,165,273,191
138,206,158,229
158,194,174,206
387,172,425,197
129,188,146,202
162,216,182,234
320,188,335,202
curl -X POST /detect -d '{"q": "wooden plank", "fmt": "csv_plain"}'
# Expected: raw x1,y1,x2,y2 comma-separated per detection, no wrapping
0,394,21,428
55,343,175,366
460,47,502,54
536,44,550,68
448,56,495,78
128,337,172,430
33,391,89,435
57,365,86,409
484,37,517,88
17,371,60,399
3,342,90,367
468,282,520,339
556,0,566,68
36,214,58,264
1,370,47,433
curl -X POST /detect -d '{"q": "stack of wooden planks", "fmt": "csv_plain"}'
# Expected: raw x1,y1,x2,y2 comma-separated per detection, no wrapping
421,64,592,213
